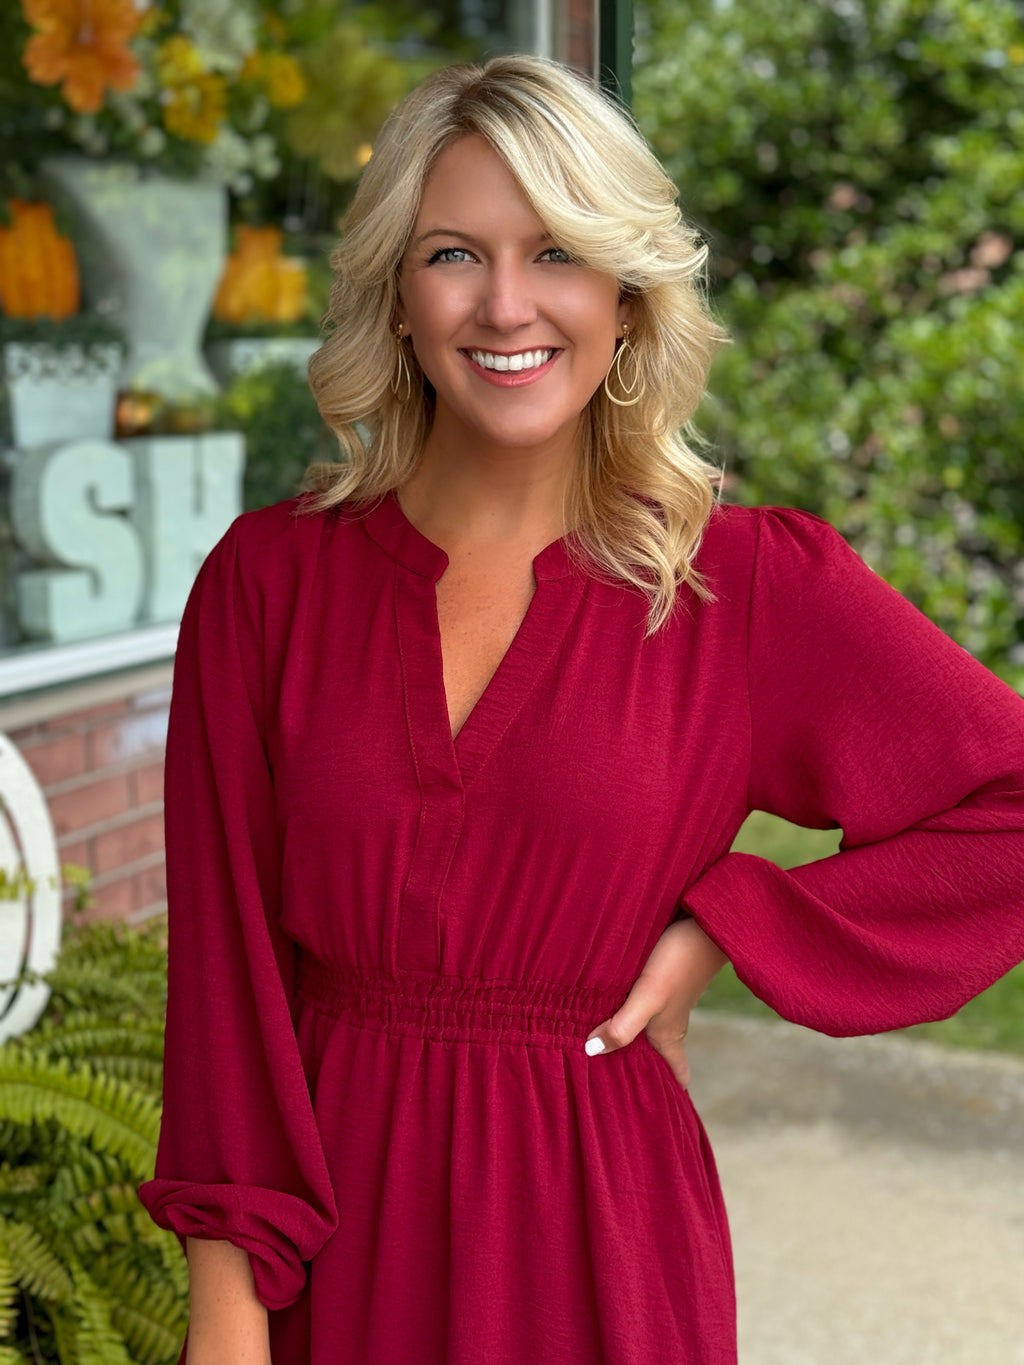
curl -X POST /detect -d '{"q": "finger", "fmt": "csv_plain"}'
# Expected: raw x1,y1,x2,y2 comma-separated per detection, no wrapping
584,972,666,1056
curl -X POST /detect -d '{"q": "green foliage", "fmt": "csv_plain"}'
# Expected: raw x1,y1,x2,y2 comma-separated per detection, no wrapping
215,358,336,511
0,313,124,356
286,25,430,182
0,921,187,1364
635,0,1024,685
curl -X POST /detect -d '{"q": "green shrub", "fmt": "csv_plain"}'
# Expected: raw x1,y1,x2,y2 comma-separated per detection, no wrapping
215,360,336,513
635,0,1024,687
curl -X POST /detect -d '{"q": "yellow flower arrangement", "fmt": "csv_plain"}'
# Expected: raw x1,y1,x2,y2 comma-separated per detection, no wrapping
162,73,227,145
13,0,310,187
154,33,204,85
240,50,307,111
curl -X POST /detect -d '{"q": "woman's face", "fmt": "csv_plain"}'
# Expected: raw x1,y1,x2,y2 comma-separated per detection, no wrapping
397,135,629,460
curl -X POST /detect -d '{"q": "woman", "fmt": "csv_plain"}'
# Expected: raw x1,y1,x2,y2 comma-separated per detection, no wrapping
140,56,1024,1365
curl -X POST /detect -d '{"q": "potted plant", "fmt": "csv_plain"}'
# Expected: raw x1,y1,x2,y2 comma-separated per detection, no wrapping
0,199,123,451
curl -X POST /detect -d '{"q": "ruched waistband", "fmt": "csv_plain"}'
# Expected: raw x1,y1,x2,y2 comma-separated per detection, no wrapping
295,956,627,1049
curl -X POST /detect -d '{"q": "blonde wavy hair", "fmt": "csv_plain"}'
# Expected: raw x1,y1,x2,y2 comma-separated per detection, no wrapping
307,54,727,631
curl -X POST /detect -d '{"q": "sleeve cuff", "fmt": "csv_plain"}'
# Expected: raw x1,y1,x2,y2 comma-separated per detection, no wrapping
138,1179,336,1311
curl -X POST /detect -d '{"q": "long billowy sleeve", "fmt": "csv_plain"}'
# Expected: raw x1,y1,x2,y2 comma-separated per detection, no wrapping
685,507,1024,1036
139,521,337,1310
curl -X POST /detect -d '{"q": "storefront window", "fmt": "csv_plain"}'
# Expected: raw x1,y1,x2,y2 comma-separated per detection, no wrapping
0,0,612,703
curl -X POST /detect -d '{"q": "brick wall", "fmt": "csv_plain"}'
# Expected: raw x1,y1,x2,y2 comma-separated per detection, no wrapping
5,673,171,923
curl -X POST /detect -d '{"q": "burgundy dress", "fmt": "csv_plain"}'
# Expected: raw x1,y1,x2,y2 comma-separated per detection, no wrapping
140,493,1024,1364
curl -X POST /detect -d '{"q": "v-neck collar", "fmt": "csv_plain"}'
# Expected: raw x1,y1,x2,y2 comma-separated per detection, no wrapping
359,491,576,584
363,492,585,787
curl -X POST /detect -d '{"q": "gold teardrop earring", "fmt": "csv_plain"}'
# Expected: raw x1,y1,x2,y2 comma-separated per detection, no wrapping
603,324,645,407
390,323,412,403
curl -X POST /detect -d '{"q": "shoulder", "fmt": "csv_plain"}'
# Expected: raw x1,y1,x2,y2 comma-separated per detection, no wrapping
222,495,328,567
697,502,856,597
183,497,379,647
205,495,371,595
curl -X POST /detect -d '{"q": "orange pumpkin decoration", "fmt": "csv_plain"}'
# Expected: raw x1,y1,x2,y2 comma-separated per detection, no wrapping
213,225,308,327
0,200,81,321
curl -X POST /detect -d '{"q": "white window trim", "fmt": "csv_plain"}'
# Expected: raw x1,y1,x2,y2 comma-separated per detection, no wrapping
0,623,178,700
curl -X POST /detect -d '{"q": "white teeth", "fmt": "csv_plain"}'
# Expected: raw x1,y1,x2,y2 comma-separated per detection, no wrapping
468,348,553,373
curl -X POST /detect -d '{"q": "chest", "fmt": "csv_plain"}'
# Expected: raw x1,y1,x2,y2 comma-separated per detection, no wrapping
434,556,537,739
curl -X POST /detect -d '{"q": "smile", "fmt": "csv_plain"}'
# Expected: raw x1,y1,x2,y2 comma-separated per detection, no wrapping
465,348,556,373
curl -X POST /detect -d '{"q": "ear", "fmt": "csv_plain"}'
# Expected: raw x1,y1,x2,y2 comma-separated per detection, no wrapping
617,296,635,338
393,296,409,337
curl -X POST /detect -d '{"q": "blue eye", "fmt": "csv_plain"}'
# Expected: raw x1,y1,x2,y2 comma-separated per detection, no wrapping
427,246,474,265
540,247,573,264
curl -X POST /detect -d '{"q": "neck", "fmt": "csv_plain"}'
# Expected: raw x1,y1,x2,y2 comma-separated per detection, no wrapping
400,416,580,554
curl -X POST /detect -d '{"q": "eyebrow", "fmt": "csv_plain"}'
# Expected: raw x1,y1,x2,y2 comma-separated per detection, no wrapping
410,228,555,250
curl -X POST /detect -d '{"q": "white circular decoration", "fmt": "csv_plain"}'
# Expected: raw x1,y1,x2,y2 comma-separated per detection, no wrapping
0,733,62,1043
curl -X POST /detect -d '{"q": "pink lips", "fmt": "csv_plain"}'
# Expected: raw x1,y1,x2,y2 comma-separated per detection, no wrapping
461,350,561,387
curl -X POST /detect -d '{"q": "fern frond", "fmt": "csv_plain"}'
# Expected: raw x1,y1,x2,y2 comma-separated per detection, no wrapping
0,1165,43,1200
100,1255,188,1365
33,1013,165,1059
45,961,167,1020
63,1182,167,1256
50,1150,124,1204
0,1227,17,1342
66,1256,134,1365
0,1051,159,1176
42,921,167,1026
143,1224,190,1295
0,1222,72,1303
30,1014,166,1095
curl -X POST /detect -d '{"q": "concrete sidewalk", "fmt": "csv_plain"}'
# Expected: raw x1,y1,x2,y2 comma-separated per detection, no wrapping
686,1013,1024,1365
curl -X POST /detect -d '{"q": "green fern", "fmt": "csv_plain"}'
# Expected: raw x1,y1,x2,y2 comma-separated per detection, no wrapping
66,1255,136,1365
0,920,187,1364
0,1222,73,1304
96,1253,189,1365
0,1229,17,1343
32,1013,167,1094
44,959,168,1020
0,1051,159,1175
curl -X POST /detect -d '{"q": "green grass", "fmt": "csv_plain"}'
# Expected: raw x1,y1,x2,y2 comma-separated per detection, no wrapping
697,811,1024,1057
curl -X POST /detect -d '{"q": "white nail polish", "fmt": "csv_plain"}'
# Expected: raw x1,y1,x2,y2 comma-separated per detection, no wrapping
585,1037,606,1056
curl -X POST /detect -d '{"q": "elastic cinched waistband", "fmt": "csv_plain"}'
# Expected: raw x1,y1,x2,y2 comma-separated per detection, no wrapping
295,955,627,1049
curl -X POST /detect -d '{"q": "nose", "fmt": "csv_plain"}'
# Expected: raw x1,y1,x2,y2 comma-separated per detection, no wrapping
475,257,538,333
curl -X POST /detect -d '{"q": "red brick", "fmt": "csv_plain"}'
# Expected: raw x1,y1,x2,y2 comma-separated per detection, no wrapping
84,876,134,922
6,722,41,748
89,710,169,769
19,733,88,788
56,838,91,869
43,699,129,733
93,813,166,876
48,773,132,839
133,860,167,912
131,762,166,807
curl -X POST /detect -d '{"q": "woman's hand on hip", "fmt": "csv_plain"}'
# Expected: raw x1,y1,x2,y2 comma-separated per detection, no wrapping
583,916,728,1090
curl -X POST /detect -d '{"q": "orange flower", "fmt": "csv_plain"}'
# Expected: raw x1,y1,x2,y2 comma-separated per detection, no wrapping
214,226,308,325
21,0,142,115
